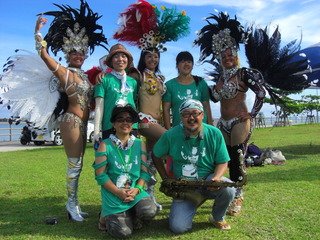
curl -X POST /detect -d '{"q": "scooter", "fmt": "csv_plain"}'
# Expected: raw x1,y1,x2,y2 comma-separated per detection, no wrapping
20,126,31,145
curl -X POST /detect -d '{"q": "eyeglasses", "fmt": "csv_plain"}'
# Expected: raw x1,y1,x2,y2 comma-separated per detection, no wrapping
115,117,134,123
181,111,203,118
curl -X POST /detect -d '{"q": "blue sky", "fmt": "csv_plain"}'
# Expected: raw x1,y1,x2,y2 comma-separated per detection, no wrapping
0,0,319,119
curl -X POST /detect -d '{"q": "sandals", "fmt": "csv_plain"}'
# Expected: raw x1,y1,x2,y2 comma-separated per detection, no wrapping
98,212,106,231
209,216,231,230
227,197,243,216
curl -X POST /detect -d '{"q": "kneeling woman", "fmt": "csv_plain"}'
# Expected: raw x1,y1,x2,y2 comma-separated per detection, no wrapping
93,103,157,239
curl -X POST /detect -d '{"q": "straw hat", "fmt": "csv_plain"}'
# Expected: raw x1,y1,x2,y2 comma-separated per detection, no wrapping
105,43,133,68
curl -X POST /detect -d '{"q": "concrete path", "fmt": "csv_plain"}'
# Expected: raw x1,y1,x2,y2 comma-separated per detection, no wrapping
0,141,56,152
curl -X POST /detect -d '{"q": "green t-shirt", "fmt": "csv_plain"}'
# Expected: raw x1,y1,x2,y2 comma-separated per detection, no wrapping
92,138,150,216
162,78,210,127
94,73,138,131
153,123,230,180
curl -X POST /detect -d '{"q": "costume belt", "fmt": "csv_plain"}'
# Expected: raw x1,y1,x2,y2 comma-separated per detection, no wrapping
138,112,158,124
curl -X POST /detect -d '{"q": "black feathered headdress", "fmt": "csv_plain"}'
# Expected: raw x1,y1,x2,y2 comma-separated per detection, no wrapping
245,25,310,91
42,0,108,58
194,11,248,63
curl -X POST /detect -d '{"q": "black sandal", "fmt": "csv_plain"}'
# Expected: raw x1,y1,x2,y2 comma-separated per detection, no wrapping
98,212,106,231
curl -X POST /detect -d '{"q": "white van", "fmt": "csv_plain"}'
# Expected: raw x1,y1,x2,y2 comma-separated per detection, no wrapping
20,121,95,146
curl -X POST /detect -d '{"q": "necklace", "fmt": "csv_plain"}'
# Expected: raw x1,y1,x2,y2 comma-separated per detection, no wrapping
222,66,238,82
110,134,135,150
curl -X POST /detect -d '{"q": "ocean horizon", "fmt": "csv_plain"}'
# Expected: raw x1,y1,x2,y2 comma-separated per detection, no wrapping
1,114,317,142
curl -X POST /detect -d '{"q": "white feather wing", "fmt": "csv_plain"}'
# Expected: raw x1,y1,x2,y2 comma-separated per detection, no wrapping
0,50,60,128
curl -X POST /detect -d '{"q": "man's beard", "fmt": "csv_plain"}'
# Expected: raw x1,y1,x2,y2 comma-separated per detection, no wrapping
185,123,199,133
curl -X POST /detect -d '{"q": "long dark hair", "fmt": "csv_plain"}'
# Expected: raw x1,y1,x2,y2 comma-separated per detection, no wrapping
176,51,201,86
137,47,161,74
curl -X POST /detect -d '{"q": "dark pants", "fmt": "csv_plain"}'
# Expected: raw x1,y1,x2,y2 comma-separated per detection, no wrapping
105,197,157,239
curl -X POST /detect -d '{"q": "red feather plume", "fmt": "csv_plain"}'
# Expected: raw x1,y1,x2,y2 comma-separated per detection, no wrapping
113,0,158,46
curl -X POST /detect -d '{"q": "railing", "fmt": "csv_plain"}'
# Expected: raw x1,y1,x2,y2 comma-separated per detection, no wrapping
253,115,318,128
1,115,318,141
0,122,23,141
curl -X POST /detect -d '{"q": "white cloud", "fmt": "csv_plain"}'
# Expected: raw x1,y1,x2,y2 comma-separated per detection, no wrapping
158,0,266,9
158,0,320,47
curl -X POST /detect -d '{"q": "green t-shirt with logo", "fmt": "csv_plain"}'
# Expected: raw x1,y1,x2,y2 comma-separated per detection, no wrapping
94,73,138,131
162,78,210,127
92,138,150,216
153,123,230,180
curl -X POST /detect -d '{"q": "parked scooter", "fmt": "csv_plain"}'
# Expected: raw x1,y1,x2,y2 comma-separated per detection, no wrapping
20,126,31,145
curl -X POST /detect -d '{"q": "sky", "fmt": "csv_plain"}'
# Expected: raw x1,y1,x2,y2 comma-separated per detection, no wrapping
0,0,319,119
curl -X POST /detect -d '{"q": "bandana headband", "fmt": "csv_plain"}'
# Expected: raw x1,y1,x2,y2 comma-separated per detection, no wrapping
179,99,203,113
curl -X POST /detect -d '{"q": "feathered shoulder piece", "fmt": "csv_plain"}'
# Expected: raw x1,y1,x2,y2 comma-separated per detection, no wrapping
113,0,190,52
194,11,248,62
0,50,60,129
42,0,108,58
245,25,310,91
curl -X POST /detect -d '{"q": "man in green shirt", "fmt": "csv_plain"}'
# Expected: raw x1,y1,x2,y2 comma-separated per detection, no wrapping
153,99,235,232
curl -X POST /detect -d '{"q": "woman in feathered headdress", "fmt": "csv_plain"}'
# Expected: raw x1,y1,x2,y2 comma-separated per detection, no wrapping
194,11,266,217
194,11,310,218
36,1,108,222
111,0,191,212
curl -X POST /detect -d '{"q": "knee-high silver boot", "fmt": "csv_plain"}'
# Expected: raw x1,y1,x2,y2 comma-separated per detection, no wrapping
73,157,89,218
66,157,85,222
146,153,162,211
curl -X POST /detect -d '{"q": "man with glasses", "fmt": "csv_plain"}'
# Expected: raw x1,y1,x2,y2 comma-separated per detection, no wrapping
152,99,235,232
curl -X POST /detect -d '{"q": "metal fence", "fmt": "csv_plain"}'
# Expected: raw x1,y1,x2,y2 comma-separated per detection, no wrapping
1,115,318,141
0,122,22,141
211,114,318,128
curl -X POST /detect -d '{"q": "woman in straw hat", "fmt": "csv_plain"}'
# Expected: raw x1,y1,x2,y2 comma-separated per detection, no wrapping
93,43,138,142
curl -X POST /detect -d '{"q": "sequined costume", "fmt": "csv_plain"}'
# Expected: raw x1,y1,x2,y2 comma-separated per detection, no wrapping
210,67,265,215
138,69,166,129
137,69,167,211
194,9,310,219
33,1,108,223
211,68,265,118
64,68,93,111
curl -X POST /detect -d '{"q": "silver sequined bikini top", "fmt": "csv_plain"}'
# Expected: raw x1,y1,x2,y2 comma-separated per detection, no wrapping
212,69,240,101
65,68,93,110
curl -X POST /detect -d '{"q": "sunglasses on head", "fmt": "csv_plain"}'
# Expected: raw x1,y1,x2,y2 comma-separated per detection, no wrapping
115,117,134,123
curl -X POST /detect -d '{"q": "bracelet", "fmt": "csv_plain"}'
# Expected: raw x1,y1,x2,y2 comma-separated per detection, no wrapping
35,40,47,55
34,32,42,40
135,184,144,194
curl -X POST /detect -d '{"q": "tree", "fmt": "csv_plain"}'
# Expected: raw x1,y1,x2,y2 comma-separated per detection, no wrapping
265,93,320,125
301,95,320,115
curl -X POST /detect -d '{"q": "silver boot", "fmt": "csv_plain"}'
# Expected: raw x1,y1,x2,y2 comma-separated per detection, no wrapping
146,153,162,211
66,157,85,222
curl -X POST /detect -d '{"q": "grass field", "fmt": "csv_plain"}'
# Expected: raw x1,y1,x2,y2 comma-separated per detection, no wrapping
0,124,319,240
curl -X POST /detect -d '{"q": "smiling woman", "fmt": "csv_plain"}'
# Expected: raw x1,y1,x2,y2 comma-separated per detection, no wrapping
0,0,109,223
93,44,138,141
93,102,157,238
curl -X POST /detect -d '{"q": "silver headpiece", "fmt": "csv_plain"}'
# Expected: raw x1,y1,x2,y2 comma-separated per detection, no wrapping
62,23,89,58
212,28,238,60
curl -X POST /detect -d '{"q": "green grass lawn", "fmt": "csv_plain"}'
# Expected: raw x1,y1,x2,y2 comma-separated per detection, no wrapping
0,124,319,240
